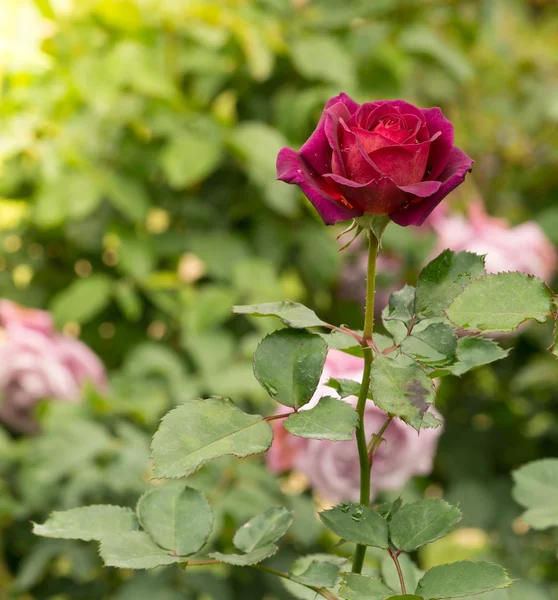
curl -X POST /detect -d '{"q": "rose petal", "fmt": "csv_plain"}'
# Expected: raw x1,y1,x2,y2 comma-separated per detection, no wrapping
368,142,430,186
300,93,360,175
325,102,353,177
422,107,454,180
324,172,408,215
277,147,362,224
390,146,473,226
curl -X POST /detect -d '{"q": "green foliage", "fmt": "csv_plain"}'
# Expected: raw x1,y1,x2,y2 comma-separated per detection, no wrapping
513,459,558,530
233,506,293,553
389,499,462,553
370,356,435,430
284,396,359,441
253,329,328,408
289,555,342,587
150,398,272,478
400,323,457,368
137,484,213,556
100,532,182,569
33,506,138,541
211,507,292,566
233,301,329,329
320,503,389,549
2,0,558,597
447,338,510,377
446,273,554,333
415,561,512,599
339,573,394,599
415,251,486,318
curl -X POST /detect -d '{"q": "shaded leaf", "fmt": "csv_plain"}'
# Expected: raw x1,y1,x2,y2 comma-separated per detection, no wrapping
290,557,341,587
401,322,457,367
446,273,553,333
253,329,327,409
151,398,272,478
234,507,293,552
339,572,394,599
384,285,416,325
137,483,213,556
512,458,558,530
100,531,180,569
284,396,358,441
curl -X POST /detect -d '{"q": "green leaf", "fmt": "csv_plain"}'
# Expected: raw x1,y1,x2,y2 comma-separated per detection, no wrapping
415,561,512,599
284,396,358,441
415,251,486,318
161,131,222,189
370,356,435,430
103,174,150,221
229,123,299,217
291,36,355,88
389,499,462,552
320,503,389,548
290,557,341,588
512,458,558,529
446,273,553,333
137,483,213,556
50,274,113,326
233,507,293,552
33,506,137,541
448,337,509,376
327,378,362,398
100,531,181,569
386,597,423,599
151,397,272,478
384,285,416,325
232,301,329,329
210,545,278,566
401,322,457,368
253,329,328,409
339,573,394,600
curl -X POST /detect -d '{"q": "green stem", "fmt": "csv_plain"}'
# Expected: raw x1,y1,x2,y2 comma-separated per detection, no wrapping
251,565,339,600
186,562,339,600
351,230,379,574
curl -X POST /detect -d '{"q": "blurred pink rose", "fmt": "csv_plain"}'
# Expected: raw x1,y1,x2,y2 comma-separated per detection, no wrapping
0,301,107,433
267,350,442,503
429,200,557,282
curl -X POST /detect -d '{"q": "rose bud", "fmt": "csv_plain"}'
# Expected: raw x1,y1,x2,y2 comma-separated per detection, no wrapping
276,93,473,226
267,350,443,503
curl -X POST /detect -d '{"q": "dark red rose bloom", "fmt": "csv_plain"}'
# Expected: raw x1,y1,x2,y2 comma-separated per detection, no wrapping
276,93,473,226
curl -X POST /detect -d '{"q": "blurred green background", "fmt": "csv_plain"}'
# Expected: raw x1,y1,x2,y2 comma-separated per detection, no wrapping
1,0,558,598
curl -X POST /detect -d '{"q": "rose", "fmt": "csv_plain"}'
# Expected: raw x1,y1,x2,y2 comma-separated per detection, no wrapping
0,301,107,433
429,199,557,282
267,350,443,503
276,93,473,226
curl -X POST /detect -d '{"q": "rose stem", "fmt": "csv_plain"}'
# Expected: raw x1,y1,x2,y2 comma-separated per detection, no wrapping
186,562,339,600
351,228,379,574
388,548,407,594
